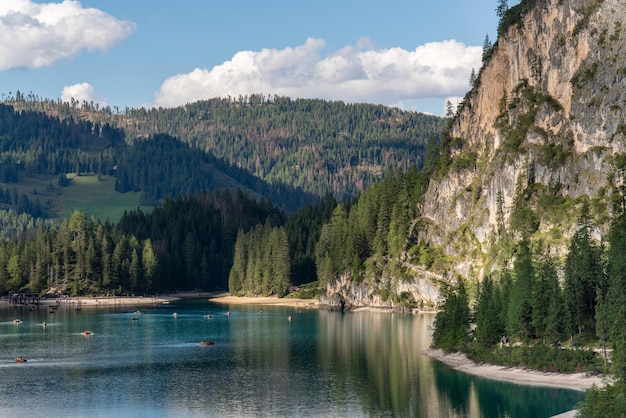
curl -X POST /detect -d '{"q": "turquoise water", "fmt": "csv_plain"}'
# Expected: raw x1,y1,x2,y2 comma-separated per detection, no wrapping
0,300,583,417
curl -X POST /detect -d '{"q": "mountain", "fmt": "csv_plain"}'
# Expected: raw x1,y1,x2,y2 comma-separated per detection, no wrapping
319,0,626,308
421,0,625,278
7,96,445,211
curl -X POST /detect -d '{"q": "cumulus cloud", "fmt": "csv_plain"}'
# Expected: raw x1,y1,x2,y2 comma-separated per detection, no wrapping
444,96,465,116
61,82,106,106
0,0,135,70
154,37,482,112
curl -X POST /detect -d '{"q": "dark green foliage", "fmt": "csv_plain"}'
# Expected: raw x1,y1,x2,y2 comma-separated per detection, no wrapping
0,190,285,296
563,203,603,338
466,342,602,373
120,96,444,204
496,82,564,159
285,197,336,285
577,383,626,418
497,0,540,36
57,174,69,188
577,209,626,416
606,212,626,381
0,103,123,177
509,168,540,237
315,169,421,286
286,281,320,300
532,253,565,344
113,134,318,213
507,239,535,339
9,96,445,209
432,280,471,351
228,221,291,297
572,0,605,37
571,62,599,90
475,275,505,348
496,0,509,21
0,186,47,218
482,34,494,63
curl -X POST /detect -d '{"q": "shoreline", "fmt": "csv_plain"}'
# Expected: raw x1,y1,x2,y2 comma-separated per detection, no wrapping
208,294,319,308
1,291,222,308
423,348,606,392
0,292,319,309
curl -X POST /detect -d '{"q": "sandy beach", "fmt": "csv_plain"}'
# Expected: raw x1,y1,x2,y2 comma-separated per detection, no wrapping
423,348,606,391
208,294,319,308
1,291,319,309
36,295,172,307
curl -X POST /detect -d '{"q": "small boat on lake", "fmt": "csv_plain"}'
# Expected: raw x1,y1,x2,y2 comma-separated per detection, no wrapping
81,330,92,336
16,356,27,363
199,340,215,346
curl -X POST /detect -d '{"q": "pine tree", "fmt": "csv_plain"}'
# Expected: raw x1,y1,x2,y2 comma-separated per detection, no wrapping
142,239,157,294
532,253,561,342
432,279,471,351
496,0,508,21
482,34,493,63
564,202,601,338
507,239,534,340
606,212,626,381
475,275,504,347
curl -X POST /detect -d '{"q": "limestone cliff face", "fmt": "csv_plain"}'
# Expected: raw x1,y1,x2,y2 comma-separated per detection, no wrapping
320,0,626,309
319,267,443,311
421,0,626,278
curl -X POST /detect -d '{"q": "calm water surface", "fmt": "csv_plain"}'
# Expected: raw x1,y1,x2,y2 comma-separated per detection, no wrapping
0,300,583,417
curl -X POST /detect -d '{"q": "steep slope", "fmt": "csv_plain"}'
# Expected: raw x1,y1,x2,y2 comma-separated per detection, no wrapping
420,0,626,279
318,0,626,311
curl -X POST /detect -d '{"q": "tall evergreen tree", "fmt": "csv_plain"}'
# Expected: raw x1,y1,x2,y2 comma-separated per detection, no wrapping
507,239,534,340
475,275,504,348
564,202,601,338
432,279,471,351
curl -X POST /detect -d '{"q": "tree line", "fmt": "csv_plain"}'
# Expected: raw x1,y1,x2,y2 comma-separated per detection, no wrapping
431,200,626,415
6,94,445,207
228,221,290,297
0,190,286,296
0,103,123,179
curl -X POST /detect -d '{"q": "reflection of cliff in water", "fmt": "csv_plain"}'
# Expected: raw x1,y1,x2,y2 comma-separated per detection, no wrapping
316,311,449,417
317,311,584,417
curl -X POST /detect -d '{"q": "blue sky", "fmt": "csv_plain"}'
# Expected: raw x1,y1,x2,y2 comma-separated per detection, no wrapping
1,0,518,115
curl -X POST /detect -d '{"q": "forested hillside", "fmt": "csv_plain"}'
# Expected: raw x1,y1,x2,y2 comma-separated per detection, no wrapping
7,94,445,206
0,191,285,296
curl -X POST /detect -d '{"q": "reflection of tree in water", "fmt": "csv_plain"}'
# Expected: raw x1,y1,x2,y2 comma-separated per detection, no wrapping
432,360,585,417
317,310,585,417
317,311,439,416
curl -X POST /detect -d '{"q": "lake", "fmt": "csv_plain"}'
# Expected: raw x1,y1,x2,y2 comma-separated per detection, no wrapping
0,299,583,417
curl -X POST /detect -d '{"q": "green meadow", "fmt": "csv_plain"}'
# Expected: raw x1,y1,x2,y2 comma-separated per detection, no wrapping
12,173,147,223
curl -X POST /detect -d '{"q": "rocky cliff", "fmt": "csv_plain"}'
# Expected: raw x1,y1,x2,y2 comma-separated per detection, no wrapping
421,0,626,278
320,0,626,310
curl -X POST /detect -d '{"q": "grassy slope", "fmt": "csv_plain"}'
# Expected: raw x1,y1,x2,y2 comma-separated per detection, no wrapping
7,173,145,223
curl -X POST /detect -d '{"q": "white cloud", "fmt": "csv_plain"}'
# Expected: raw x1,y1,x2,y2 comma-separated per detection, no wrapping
154,38,482,112
443,96,464,116
0,0,135,70
61,82,105,106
